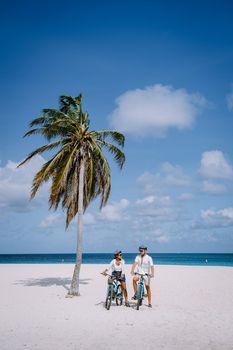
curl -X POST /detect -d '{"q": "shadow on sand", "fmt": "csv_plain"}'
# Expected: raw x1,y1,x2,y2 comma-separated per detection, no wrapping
14,277,92,291
96,300,137,309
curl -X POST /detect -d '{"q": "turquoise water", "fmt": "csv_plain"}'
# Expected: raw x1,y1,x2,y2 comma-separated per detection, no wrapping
0,253,233,266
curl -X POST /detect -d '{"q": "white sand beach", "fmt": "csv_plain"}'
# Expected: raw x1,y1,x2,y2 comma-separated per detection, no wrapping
0,264,233,350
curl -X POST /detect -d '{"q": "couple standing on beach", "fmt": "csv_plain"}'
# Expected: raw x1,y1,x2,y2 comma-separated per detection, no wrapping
102,245,155,308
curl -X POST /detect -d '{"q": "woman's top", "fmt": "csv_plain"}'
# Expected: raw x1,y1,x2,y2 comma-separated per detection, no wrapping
107,259,125,275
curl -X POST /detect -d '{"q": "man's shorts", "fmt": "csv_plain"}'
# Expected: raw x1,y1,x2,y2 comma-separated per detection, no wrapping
134,274,151,286
112,271,126,282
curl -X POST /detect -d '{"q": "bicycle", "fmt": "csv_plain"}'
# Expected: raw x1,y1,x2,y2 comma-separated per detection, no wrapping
134,272,149,310
102,272,123,310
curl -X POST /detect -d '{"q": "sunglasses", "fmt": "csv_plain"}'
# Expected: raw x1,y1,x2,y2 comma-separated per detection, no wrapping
139,249,145,252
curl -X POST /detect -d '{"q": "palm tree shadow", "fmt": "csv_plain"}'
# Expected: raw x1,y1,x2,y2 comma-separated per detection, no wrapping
14,277,92,291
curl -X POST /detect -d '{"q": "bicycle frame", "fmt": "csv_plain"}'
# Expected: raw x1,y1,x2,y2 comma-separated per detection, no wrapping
135,272,148,310
137,274,145,299
107,275,121,298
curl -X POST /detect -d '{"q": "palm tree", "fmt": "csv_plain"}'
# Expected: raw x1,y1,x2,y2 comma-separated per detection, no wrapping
17,94,125,296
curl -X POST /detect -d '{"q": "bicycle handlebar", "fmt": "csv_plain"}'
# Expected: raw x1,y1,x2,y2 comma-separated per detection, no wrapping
100,272,118,279
101,272,111,276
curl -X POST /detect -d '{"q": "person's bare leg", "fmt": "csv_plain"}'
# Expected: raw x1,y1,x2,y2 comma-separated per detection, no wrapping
146,285,151,305
121,282,129,304
133,277,138,294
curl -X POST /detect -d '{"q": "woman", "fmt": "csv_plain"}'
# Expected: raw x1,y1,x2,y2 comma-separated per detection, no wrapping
102,250,130,307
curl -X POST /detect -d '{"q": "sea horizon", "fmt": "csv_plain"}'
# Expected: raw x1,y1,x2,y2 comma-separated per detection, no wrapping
1,253,233,266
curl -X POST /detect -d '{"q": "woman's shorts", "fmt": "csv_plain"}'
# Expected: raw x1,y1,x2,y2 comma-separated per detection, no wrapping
112,271,126,282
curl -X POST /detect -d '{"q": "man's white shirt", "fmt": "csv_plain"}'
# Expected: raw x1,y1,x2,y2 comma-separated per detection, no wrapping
134,254,153,275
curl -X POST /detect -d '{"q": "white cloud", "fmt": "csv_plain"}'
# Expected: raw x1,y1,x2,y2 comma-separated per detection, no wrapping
132,216,181,244
161,162,190,186
39,211,96,229
202,180,227,195
151,228,170,243
199,150,233,179
39,213,62,228
201,207,233,228
137,172,160,194
137,162,190,195
226,87,233,111
99,199,130,222
0,155,48,212
83,213,96,225
136,195,171,207
110,84,207,136
135,194,176,220
139,228,171,243
178,193,194,201
135,195,155,205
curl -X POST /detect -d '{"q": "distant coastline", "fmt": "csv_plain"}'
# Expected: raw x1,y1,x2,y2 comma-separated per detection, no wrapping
0,253,233,266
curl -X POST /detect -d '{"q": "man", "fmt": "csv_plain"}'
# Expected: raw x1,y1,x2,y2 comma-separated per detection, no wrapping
130,245,154,308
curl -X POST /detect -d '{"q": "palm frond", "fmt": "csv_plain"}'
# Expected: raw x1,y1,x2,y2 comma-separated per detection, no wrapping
30,144,72,198
17,139,65,168
91,143,111,207
96,139,125,169
59,95,82,113
29,109,67,127
93,130,125,147
49,145,79,209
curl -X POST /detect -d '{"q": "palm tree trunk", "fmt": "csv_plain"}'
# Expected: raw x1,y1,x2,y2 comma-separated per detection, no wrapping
68,157,85,296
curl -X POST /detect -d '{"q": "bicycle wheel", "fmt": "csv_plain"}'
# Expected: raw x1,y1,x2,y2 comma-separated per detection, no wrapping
105,286,113,310
116,297,123,306
136,284,143,310
116,285,123,306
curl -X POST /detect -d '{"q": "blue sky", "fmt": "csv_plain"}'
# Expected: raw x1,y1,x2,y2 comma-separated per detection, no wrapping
0,0,233,253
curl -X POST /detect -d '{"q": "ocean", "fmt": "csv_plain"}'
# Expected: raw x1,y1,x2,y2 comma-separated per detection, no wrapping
0,253,233,266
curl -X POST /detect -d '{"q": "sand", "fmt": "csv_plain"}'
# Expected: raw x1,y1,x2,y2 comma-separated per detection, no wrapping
0,264,233,350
